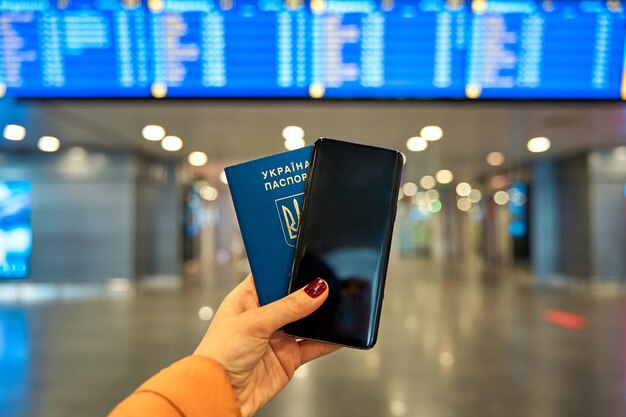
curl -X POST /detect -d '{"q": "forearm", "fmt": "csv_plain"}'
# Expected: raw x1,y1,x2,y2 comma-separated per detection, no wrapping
109,355,242,417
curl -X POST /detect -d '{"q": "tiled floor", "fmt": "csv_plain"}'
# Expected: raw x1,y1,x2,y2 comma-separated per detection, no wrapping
2,257,625,417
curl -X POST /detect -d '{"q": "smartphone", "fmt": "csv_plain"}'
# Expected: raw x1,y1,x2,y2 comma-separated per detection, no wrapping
283,138,403,349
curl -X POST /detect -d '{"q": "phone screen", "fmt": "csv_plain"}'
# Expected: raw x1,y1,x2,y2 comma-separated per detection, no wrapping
284,138,402,348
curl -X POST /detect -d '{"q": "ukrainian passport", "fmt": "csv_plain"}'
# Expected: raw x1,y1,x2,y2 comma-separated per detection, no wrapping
225,146,313,306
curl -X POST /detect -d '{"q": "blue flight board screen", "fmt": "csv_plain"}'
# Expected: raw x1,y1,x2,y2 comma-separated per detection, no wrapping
1,0,626,99
313,0,467,98
0,181,32,279
150,0,310,97
466,0,626,99
0,0,150,97
149,0,467,98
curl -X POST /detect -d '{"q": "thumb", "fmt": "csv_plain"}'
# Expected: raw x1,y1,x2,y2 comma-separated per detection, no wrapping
249,278,328,337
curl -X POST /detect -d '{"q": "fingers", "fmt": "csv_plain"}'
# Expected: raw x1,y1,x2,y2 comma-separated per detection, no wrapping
298,340,342,365
246,278,328,337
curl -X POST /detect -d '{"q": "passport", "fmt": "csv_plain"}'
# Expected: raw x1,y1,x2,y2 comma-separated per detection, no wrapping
225,146,313,306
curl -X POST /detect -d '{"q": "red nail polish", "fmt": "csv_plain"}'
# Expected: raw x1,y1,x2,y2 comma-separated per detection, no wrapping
304,278,327,298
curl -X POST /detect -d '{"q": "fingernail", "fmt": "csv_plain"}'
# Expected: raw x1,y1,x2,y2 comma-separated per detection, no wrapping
304,278,327,298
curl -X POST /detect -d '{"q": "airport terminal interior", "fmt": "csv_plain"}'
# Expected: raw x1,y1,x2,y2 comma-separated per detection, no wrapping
2,1,626,417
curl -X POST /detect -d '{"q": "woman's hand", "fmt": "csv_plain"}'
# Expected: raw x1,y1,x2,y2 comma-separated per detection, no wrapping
194,275,340,417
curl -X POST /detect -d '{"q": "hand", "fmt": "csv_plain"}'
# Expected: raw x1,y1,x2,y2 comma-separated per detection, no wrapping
194,275,340,417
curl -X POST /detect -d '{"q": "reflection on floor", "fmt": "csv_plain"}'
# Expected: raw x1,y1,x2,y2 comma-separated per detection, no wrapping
1,257,625,417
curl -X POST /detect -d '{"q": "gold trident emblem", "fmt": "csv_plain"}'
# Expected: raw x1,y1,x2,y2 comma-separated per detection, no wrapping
281,198,301,240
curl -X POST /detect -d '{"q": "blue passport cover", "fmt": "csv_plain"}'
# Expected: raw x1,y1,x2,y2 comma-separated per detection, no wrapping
225,146,312,306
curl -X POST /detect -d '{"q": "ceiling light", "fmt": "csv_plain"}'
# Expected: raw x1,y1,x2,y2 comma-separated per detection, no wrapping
508,188,527,206
457,198,471,212
219,170,228,184
435,169,453,184
284,137,306,150
151,83,167,98
406,136,428,152
161,135,183,152
401,182,418,197
67,146,87,161
465,84,482,99
38,136,60,152
142,125,166,141
282,125,305,140
428,199,442,213
197,306,214,321
3,124,26,141
468,189,482,203
161,136,183,152
419,175,436,189
188,151,208,166
420,125,443,141
486,151,505,166
199,185,218,201
494,190,510,205
425,189,439,201
455,182,471,197
412,192,426,206
309,84,325,99
527,136,551,153
489,174,508,189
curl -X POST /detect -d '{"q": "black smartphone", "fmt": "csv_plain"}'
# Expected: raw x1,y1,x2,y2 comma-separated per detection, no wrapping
283,138,403,349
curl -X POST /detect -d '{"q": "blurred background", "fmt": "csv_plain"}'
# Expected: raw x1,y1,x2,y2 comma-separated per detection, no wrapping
1,0,626,416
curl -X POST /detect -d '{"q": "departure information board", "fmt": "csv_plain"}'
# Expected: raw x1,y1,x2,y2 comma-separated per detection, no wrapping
313,0,467,98
148,0,467,98
466,0,626,99
1,0,626,99
149,0,310,97
0,0,150,97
